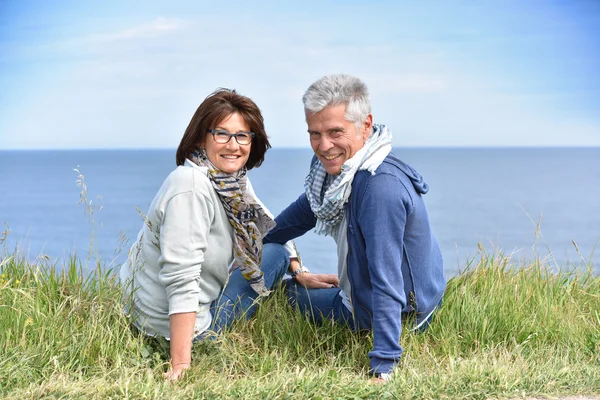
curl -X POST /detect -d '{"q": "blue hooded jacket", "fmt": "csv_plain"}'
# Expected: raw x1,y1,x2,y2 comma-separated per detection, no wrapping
265,152,446,374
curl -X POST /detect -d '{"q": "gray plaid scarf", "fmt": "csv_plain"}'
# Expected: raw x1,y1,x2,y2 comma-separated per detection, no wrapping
304,124,392,236
190,149,275,296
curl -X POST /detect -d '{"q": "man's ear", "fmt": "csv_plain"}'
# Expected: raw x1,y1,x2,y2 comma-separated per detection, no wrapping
362,114,373,139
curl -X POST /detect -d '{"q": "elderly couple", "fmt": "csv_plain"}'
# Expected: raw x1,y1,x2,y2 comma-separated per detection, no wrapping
119,74,446,383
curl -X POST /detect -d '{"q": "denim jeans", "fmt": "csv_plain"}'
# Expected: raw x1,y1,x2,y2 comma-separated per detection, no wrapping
286,279,441,333
285,280,355,327
207,243,289,335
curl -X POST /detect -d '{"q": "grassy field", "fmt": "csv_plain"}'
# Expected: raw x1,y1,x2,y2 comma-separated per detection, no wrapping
1,239,599,399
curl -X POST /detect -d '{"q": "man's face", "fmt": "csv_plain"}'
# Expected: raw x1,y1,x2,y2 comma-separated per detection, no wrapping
306,104,372,175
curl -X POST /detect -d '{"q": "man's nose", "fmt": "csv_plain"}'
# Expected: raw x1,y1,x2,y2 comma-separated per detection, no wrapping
319,135,334,152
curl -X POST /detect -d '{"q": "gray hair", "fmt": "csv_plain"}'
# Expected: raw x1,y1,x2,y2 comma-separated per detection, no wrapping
302,74,371,129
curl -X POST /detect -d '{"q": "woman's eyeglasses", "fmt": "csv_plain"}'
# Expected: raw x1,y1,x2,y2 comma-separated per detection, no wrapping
207,129,254,145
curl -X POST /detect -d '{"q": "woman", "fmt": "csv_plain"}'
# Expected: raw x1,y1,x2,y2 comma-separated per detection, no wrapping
120,88,299,381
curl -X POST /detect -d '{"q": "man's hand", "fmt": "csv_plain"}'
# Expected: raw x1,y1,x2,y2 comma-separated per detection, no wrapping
295,272,339,289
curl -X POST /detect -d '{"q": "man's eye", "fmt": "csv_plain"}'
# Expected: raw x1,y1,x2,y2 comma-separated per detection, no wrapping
310,132,321,137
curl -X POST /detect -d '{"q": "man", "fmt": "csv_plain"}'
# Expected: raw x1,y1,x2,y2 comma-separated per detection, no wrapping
264,74,446,382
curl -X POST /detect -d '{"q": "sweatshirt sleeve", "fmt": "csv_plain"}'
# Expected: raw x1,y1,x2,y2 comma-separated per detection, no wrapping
357,172,410,375
157,190,213,315
264,193,317,245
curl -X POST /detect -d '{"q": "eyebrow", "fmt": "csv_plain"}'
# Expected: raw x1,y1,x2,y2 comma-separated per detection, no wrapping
307,126,346,134
215,127,250,133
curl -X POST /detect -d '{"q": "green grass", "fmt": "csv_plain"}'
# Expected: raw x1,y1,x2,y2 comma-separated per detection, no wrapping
1,247,599,399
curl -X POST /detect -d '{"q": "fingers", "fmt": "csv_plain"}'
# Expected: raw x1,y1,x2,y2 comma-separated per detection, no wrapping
309,279,336,289
296,273,340,289
296,274,322,289
164,369,181,382
295,273,318,289
312,274,339,287
321,274,339,286
164,364,190,382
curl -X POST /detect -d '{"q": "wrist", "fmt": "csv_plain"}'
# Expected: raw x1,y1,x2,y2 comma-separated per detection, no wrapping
171,361,191,371
290,268,305,281
289,264,310,280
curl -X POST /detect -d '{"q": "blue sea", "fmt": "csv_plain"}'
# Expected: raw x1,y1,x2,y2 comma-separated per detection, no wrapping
1,148,599,276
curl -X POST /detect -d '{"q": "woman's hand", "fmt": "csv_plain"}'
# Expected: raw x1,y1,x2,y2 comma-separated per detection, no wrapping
164,362,190,382
289,258,339,289
295,272,339,289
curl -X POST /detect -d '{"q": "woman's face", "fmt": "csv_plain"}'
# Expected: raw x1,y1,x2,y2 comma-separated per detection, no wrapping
203,112,252,173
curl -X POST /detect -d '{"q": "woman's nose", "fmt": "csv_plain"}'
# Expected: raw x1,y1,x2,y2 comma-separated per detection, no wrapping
225,136,240,150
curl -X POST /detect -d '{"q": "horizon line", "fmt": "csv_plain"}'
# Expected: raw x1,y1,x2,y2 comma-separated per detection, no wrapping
1,144,600,151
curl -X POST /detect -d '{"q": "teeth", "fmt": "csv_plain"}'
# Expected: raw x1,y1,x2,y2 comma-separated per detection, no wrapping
222,155,239,159
324,154,339,160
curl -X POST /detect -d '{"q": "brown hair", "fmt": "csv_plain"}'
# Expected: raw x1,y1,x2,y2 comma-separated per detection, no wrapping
176,88,271,169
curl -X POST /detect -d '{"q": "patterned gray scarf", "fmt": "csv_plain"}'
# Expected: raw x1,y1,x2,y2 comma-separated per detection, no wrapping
304,124,392,236
190,149,275,296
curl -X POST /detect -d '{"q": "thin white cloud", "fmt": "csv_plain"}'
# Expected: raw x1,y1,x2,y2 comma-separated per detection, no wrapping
81,17,188,44
366,73,451,94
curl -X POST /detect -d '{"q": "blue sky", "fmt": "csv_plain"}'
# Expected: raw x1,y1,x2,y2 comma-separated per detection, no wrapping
0,0,598,149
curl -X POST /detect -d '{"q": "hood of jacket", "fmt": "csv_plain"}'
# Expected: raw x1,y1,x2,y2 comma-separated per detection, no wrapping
383,153,429,195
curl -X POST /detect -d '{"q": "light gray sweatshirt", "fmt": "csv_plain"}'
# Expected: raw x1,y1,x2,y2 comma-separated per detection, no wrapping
119,159,295,339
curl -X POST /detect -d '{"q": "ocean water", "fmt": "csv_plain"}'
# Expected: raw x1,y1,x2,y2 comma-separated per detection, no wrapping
0,148,598,276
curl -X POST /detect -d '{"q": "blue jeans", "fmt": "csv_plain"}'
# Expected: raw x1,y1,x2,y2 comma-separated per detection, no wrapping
207,243,289,335
286,280,441,333
285,280,355,327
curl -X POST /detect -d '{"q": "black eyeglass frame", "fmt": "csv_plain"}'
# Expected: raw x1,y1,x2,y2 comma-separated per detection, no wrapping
207,129,255,145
